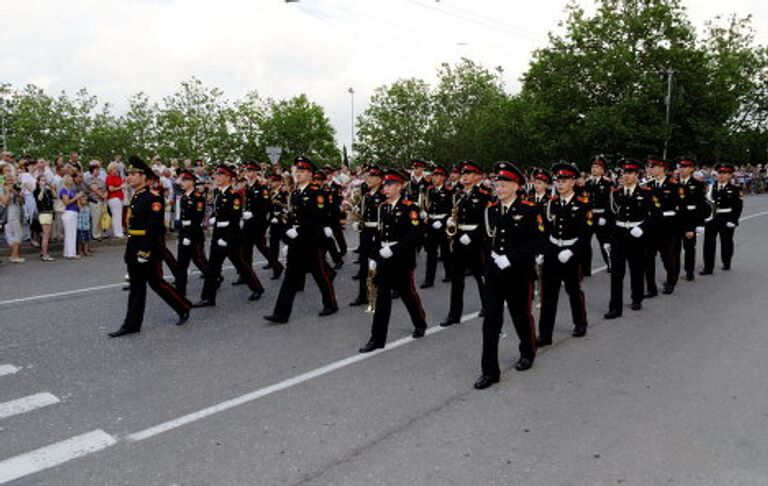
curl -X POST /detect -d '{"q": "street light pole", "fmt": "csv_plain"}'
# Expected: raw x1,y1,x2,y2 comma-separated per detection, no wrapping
662,66,676,160
348,87,355,163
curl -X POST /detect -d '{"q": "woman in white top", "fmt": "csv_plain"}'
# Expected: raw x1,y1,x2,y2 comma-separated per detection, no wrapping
1,169,25,262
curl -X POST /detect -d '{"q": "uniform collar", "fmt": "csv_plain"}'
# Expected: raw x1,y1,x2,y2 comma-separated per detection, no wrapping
559,192,575,205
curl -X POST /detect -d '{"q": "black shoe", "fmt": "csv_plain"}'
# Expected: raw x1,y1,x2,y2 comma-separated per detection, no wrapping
584,270,592,277
122,285,130,291
606,267,612,274
722,264,731,271
175,312,189,326
248,289,264,301
263,314,288,324
536,336,552,347
478,308,485,318
572,325,587,337
515,358,534,372
420,282,434,289
644,290,658,299
662,285,674,295
440,317,459,327
192,300,215,308
630,302,642,311
349,298,367,307
318,306,338,317
359,341,385,353
700,269,713,275
271,265,284,280
473,374,499,390
232,278,246,286
391,290,400,299
108,327,139,338
686,273,695,281
412,328,426,339
604,309,622,320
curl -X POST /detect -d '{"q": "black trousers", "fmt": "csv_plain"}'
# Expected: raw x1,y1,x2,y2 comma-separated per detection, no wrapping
201,238,263,303
331,219,347,255
268,223,285,262
703,220,735,270
271,242,337,319
123,258,191,331
608,230,646,312
369,267,427,345
583,219,611,273
681,232,697,276
447,237,486,320
159,241,179,277
422,222,452,285
175,237,210,297
242,224,282,272
645,224,679,291
354,229,377,301
481,271,536,379
538,250,587,340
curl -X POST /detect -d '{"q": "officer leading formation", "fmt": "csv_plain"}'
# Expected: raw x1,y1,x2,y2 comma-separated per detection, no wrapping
110,155,745,390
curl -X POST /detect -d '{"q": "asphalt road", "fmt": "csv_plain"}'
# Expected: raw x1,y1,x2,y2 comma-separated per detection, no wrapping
1,195,767,485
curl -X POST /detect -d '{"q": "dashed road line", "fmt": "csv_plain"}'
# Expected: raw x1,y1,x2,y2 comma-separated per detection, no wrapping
0,392,61,420
0,365,19,378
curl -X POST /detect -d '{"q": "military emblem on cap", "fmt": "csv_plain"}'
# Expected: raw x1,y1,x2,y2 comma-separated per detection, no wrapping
127,155,155,178
492,161,525,184
550,161,579,180
459,160,483,174
293,156,315,172
531,167,552,183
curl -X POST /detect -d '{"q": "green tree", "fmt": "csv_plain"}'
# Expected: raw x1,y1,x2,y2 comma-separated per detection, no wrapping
231,91,267,162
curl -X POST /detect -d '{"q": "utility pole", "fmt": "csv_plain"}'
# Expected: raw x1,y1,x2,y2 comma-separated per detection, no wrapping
662,66,676,160
348,87,355,163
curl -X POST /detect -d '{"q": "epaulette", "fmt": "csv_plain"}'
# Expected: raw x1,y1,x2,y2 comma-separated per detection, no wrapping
402,198,414,205
487,200,499,207
577,195,590,203
477,188,490,195
522,200,536,207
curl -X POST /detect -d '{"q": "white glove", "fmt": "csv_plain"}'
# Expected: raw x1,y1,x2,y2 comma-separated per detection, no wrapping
630,226,643,238
379,245,393,259
602,243,611,252
494,255,511,270
285,227,298,239
558,249,574,263
208,217,216,225
597,217,607,226
726,222,736,228
280,245,288,258
535,254,544,265
352,222,360,231
182,237,191,246
696,226,705,235
242,211,253,220
432,220,443,230
323,227,333,238
270,217,278,224
420,210,427,220
368,259,377,271
446,217,456,227
136,256,149,264
217,238,228,247
459,234,471,246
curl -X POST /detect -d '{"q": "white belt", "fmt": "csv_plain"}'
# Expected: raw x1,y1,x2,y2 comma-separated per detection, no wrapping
686,205,696,210
615,220,642,228
382,240,399,246
458,224,478,231
716,208,732,214
216,221,230,228
549,236,578,247
592,208,606,214
181,220,191,227
364,222,378,228
662,210,676,217
428,213,447,219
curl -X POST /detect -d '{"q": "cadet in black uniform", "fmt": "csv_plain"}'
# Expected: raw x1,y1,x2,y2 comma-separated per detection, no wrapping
440,160,491,327
174,170,210,298
267,174,288,262
109,156,191,338
239,162,284,281
193,165,264,307
604,159,654,319
404,159,429,205
263,157,338,323
421,164,454,288
527,168,552,208
536,162,592,346
676,157,708,280
474,162,541,390
325,166,348,258
313,170,344,269
350,166,386,307
701,163,743,274
584,156,614,273
359,169,428,353
643,157,681,296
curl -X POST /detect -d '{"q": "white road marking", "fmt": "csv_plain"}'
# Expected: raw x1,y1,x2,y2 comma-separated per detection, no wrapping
740,210,768,221
0,430,117,484
0,392,61,420
0,365,20,378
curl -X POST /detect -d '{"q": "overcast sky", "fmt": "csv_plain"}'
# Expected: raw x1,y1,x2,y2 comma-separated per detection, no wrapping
3,0,767,151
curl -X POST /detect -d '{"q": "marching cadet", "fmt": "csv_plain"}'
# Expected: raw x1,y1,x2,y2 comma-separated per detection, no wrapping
701,163,743,274
239,162,284,281
174,170,210,298
193,164,264,307
404,159,429,204
313,170,344,269
643,157,681,296
536,162,592,346
440,160,491,327
267,174,289,264
474,162,541,389
350,165,386,307
446,165,462,192
324,165,348,258
109,156,191,338
676,157,708,280
359,169,427,353
421,164,454,288
527,168,552,207
604,159,654,319
263,156,338,324
584,156,614,274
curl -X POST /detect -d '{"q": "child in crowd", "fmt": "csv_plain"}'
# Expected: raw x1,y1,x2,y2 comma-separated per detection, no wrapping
77,193,93,257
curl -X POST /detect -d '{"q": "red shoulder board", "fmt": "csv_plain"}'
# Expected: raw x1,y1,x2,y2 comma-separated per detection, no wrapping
577,196,589,204
151,201,163,212
477,188,490,195
522,200,536,207
402,199,413,205
487,201,499,207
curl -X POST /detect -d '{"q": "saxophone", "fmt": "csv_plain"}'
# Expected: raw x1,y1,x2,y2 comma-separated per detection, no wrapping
445,192,463,240
365,267,377,313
